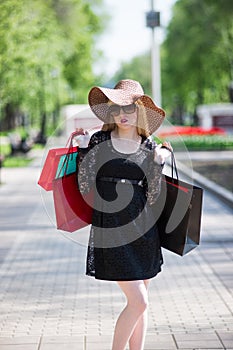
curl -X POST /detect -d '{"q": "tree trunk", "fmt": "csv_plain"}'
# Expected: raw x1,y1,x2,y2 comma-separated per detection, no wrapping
1,103,18,131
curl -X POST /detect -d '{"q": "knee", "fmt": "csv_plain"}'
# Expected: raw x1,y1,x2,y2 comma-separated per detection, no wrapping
130,294,148,315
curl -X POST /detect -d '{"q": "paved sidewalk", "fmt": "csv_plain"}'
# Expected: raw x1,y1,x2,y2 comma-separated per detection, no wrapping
0,151,232,349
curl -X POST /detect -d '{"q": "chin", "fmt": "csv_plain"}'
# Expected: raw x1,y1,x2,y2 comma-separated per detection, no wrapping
118,123,134,129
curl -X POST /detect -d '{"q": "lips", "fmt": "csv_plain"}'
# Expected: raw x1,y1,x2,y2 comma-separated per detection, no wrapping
121,118,128,123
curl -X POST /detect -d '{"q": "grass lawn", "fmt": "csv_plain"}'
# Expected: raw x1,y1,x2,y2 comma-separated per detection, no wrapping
0,143,36,167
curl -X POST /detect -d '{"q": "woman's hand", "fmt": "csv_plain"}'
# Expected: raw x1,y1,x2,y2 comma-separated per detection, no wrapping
74,128,90,148
162,141,173,152
154,141,173,164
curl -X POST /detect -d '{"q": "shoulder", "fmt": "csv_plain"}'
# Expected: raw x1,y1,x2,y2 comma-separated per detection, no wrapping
89,130,110,147
142,136,158,151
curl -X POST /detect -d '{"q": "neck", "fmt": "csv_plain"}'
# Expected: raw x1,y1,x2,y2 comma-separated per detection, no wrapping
114,127,139,140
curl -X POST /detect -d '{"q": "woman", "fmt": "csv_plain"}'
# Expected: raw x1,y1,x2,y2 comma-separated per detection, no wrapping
75,79,171,350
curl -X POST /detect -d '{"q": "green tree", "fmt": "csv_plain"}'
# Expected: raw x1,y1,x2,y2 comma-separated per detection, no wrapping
0,0,63,130
162,0,233,122
0,0,105,134
51,0,106,102
202,0,233,82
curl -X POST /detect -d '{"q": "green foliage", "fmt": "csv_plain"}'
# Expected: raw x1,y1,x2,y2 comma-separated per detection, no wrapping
0,144,11,157
0,143,32,167
3,156,32,168
162,0,233,116
0,0,106,132
163,135,233,151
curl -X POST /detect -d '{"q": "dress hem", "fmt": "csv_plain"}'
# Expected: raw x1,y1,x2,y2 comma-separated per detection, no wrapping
86,266,162,282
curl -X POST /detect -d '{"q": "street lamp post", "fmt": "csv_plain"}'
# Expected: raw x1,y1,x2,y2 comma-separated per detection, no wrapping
146,0,161,106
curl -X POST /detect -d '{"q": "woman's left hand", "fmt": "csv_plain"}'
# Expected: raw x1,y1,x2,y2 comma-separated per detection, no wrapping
162,141,173,152
154,141,173,164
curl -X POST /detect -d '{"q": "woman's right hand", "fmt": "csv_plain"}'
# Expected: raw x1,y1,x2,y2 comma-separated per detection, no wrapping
74,128,90,148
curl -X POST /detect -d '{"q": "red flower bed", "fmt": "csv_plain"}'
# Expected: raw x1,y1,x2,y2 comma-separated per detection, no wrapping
158,126,226,138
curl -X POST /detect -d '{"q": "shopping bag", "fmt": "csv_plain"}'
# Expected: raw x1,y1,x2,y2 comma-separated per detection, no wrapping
38,131,79,191
38,146,78,191
155,154,203,256
55,151,78,179
52,172,93,232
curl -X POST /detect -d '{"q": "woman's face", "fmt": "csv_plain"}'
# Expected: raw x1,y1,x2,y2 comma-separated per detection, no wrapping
109,104,138,130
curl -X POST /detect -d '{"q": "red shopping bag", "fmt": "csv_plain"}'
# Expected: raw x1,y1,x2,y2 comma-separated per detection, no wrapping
38,131,80,191
38,146,78,191
52,172,93,232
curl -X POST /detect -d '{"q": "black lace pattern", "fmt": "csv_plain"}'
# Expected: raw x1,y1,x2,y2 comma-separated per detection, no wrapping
76,130,164,281
77,130,162,206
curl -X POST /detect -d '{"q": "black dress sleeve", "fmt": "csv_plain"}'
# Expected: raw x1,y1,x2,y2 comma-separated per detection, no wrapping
76,131,108,194
143,139,163,206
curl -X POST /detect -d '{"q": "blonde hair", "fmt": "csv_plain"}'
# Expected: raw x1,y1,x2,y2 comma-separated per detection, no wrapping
101,100,150,138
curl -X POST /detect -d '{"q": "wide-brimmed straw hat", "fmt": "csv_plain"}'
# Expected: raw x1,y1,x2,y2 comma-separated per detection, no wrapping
88,79,165,134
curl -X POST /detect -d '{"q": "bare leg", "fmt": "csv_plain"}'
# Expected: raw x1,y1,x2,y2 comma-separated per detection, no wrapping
128,280,150,350
111,280,149,350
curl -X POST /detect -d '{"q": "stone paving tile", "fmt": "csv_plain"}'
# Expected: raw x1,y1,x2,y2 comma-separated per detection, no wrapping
144,333,177,349
0,337,40,345
173,332,227,349
217,331,233,340
0,345,38,350
85,334,112,350
85,334,177,350
217,331,233,349
174,332,220,341
175,340,224,349
41,335,84,343
40,344,84,350
39,335,85,350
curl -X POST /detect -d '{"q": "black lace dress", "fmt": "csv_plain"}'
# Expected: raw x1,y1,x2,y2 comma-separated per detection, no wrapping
77,130,163,281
